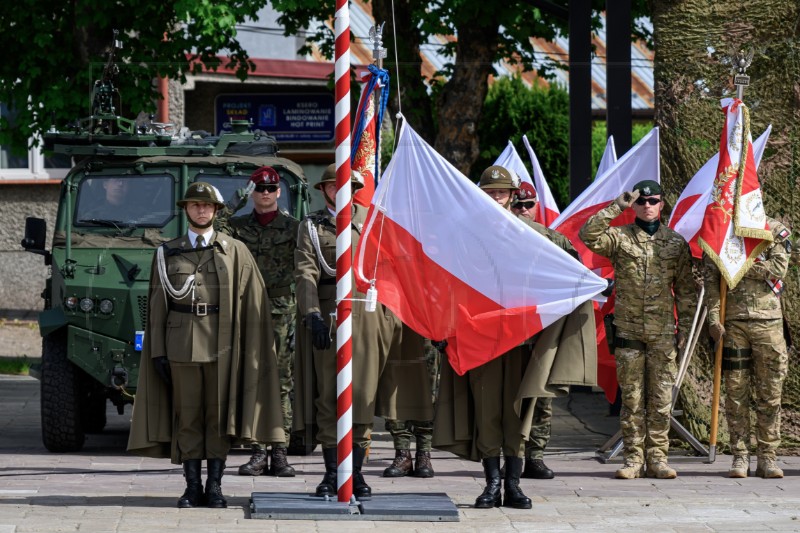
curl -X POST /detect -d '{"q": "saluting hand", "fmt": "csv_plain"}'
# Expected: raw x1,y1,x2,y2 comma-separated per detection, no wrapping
614,190,640,210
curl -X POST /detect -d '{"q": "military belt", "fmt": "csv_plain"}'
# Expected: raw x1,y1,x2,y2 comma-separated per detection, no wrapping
722,346,752,358
268,285,293,298
721,358,752,371
614,337,647,351
169,302,220,316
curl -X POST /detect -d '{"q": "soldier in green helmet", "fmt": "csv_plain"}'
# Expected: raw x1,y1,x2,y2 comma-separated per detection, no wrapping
215,166,300,479
579,179,695,480
128,182,284,509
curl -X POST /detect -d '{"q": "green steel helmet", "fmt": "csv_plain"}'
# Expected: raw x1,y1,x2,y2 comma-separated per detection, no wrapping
176,181,225,208
632,179,661,196
314,163,364,191
479,165,521,190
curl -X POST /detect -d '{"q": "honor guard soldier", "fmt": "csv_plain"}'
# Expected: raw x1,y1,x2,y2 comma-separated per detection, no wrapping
294,164,433,499
579,180,695,480
705,218,791,478
216,166,300,478
128,182,284,508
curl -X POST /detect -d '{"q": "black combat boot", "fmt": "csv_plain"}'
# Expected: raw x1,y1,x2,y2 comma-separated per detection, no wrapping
177,459,204,508
413,451,435,478
353,445,372,499
503,456,532,509
382,449,413,477
474,456,502,508
270,447,296,477
237,446,268,476
315,448,338,497
205,458,227,508
522,458,554,479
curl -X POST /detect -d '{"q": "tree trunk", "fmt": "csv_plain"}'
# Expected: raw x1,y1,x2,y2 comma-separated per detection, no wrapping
651,0,800,450
434,22,499,176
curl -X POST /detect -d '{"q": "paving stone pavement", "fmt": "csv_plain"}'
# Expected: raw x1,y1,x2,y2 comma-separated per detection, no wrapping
2,374,800,532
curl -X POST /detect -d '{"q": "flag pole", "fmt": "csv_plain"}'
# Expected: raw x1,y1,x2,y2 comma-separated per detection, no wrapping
708,278,727,462
708,49,751,462
334,0,354,503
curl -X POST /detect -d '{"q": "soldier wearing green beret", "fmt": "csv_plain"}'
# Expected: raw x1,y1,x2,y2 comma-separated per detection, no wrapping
579,179,696,480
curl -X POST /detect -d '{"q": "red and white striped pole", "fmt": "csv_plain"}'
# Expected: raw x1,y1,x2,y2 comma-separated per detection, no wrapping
333,0,354,503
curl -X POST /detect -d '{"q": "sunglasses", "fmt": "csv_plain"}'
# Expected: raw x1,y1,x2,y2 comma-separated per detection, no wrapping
514,201,536,210
634,197,661,206
255,184,279,193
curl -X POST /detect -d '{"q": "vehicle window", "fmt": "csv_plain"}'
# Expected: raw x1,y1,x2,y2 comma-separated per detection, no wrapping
204,174,296,216
74,175,175,228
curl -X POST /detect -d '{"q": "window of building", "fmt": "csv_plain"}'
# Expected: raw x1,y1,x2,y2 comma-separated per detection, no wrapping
0,102,71,181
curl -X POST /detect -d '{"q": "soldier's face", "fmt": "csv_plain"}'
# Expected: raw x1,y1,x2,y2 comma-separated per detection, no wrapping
485,188,513,209
633,195,662,223
185,201,217,230
512,199,537,221
322,182,338,208
253,182,281,213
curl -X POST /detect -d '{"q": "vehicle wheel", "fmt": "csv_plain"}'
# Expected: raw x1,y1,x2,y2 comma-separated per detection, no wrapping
41,330,85,452
287,430,317,456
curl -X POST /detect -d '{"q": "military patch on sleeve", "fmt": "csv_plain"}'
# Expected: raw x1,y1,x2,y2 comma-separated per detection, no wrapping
778,228,790,240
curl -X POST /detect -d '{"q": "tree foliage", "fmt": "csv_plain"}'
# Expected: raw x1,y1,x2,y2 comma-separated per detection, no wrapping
0,0,267,153
273,0,651,175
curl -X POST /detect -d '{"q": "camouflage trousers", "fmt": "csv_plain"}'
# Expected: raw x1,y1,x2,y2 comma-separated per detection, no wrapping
385,418,433,451
723,318,788,459
525,397,553,460
253,310,295,451
615,334,677,465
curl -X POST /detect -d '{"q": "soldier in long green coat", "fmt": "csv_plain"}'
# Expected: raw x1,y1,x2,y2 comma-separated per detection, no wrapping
127,182,284,509
579,180,695,480
294,164,432,499
216,166,300,478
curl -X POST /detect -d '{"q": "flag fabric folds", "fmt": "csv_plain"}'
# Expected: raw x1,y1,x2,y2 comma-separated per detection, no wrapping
351,65,390,207
596,136,618,182
669,125,771,259
697,99,772,289
354,120,607,375
522,136,561,227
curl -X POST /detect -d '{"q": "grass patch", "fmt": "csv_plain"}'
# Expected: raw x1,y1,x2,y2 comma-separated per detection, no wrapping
0,357,31,375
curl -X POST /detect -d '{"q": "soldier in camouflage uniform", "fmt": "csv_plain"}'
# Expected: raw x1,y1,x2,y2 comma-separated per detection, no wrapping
216,166,299,478
579,180,695,480
705,218,791,479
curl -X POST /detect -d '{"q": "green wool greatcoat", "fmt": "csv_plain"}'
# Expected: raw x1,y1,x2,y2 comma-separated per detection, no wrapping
127,232,284,463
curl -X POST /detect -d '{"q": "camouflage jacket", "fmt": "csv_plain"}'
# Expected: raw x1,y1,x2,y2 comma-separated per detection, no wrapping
215,208,300,313
579,203,695,338
704,218,790,324
521,218,580,259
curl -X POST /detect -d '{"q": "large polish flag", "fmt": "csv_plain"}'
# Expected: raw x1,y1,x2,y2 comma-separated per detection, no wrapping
551,127,660,276
669,125,771,258
494,141,534,185
596,135,618,180
354,120,607,375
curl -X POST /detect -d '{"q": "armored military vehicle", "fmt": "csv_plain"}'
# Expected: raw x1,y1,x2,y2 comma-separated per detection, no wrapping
21,36,310,452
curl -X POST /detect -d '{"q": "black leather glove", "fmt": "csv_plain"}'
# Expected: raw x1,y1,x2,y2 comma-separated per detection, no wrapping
431,339,448,352
306,312,331,350
153,356,172,387
601,278,615,297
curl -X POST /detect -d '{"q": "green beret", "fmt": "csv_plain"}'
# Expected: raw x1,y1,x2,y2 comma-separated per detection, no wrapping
632,180,661,196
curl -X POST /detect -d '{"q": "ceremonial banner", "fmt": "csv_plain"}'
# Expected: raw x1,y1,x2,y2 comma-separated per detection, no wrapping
669,126,771,258
355,121,606,375
697,99,772,288
351,65,389,207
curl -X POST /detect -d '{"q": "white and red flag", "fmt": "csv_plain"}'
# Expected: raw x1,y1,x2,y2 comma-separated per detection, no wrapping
697,99,773,288
354,121,607,375
670,124,771,259
551,127,660,277
522,135,561,227
494,140,534,185
596,135,618,180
